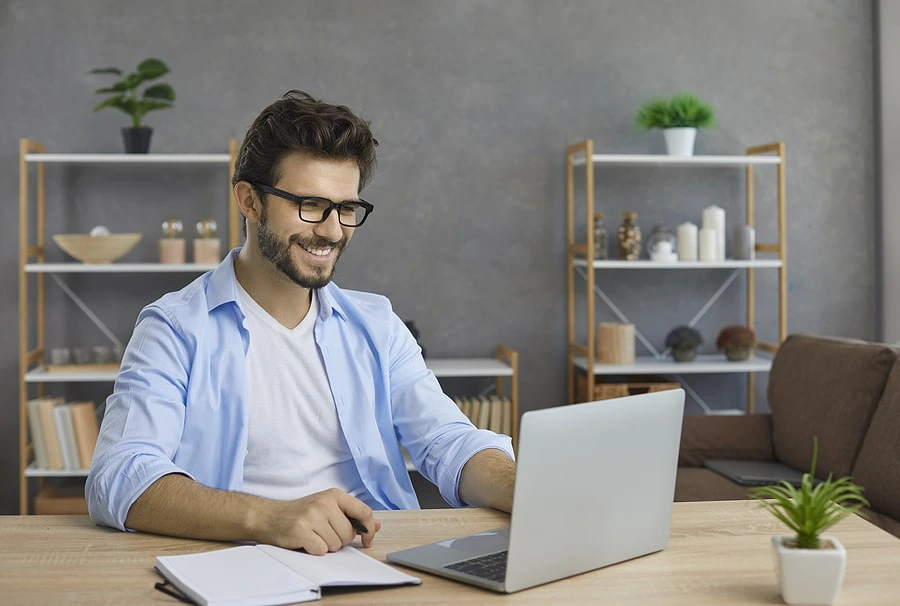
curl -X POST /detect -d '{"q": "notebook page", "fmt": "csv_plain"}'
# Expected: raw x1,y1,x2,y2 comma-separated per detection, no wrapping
156,545,319,606
257,544,421,588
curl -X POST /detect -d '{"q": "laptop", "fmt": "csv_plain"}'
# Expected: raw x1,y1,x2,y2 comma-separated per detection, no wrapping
703,459,814,487
386,388,685,593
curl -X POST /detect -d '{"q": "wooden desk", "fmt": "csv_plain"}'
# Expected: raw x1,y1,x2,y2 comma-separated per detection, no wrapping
1,501,898,604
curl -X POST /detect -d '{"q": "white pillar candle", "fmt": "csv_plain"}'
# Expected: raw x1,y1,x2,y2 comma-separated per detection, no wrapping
702,205,726,261
676,222,698,261
699,227,717,261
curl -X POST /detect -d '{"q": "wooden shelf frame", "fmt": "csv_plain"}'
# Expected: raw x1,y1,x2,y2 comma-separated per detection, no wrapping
565,140,787,414
17,138,239,514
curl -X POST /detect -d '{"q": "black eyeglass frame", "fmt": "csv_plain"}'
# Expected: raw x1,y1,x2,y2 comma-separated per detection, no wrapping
249,182,374,227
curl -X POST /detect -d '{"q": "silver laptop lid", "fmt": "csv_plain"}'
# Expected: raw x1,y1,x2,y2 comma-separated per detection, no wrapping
504,389,685,593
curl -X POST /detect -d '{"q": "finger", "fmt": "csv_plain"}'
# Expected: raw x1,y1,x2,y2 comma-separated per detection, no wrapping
332,490,376,536
319,525,346,553
324,510,356,547
360,519,382,548
301,532,330,556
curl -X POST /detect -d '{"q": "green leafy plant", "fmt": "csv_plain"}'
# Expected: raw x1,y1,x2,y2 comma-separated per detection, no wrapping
664,325,703,351
90,58,175,128
634,93,716,130
716,325,757,351
748,438,869,549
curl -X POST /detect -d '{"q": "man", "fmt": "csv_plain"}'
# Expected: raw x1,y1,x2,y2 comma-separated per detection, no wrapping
86,90,516,555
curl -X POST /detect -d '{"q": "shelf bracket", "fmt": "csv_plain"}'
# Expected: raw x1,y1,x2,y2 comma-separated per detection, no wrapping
49,274,124,350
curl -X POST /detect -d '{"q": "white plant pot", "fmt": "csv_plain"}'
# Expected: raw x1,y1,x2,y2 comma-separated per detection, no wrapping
663,127,697,156
772,535,846,605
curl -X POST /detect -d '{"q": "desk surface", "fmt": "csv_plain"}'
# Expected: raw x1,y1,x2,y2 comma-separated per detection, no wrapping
1,501,898,604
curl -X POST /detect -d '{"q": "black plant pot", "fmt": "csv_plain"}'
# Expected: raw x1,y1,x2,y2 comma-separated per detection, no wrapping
121,126,153,154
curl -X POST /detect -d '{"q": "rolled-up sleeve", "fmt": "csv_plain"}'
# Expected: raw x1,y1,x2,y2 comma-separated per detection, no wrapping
85,306,196,530
388,316,513,507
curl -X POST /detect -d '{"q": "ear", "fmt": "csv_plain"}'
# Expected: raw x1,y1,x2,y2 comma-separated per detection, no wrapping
233,181,263,225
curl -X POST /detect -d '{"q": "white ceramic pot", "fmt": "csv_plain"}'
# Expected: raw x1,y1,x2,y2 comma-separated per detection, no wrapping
663,127,697,156
772,535,846,605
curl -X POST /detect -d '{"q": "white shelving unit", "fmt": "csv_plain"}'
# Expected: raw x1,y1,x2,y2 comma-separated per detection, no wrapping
565,140,787,414
18,140,522,512
17,139,240,514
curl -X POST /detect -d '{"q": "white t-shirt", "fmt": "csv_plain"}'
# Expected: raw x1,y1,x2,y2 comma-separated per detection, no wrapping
237,284,367,502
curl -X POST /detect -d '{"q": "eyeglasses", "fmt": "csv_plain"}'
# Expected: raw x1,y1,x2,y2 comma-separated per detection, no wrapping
250,182,374,227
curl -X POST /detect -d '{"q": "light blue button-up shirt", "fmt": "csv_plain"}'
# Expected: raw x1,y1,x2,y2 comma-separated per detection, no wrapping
86,249,513,530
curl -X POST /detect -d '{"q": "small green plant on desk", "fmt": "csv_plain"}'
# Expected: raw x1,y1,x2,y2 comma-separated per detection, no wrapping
748,438,868,548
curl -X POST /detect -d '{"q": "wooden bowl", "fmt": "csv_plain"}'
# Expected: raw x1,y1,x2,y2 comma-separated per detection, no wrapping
53,233,142,264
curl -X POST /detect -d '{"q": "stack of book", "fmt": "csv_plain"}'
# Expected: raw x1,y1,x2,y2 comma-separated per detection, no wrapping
451,394,513,437
26,396,100,471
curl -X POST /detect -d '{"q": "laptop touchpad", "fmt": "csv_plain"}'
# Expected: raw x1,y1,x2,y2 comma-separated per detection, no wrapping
439,528,510,554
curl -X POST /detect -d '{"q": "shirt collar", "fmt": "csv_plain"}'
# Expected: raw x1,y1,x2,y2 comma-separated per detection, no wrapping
206,247,348,321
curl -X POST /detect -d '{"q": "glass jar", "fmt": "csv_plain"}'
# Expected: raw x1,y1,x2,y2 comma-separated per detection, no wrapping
617,211,641,260
647,223,677,261
592,212,608,260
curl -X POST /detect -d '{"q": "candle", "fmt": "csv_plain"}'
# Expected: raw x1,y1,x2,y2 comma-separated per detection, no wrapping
699,227,717,261
702,205,726,260
677,222,698,261
733,224,756,260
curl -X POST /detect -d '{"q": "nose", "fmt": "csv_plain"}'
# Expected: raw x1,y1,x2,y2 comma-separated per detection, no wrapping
313,208,345,242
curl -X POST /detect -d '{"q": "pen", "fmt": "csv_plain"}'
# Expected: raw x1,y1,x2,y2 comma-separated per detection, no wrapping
348,517,369,534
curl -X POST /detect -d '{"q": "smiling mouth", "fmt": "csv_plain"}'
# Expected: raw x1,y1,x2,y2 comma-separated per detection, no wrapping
297,241,334,257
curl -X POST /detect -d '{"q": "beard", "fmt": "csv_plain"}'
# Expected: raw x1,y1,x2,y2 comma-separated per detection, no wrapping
257,207,347,289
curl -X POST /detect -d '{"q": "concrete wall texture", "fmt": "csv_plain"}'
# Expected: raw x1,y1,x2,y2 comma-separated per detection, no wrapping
0,1,876,514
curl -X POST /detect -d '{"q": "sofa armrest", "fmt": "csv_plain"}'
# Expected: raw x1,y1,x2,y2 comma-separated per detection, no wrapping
678,414,775,467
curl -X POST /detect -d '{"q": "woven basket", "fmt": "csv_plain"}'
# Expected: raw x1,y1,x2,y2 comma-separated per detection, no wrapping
53,233,142,264
575,375,681,402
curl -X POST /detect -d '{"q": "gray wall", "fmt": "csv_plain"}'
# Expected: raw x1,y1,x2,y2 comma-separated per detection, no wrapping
878,0,899,342
0,1,876,514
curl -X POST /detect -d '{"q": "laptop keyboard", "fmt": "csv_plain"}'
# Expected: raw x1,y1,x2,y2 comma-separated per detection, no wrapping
444,550,508,583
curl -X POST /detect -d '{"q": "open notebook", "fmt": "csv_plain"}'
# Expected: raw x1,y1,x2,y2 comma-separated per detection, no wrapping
155,544,421,605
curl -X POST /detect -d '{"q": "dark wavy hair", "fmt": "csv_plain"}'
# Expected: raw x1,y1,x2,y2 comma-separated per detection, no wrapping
232,90,378,191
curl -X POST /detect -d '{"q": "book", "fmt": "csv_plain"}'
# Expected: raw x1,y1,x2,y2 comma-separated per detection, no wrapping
36,397,65,469
155,544,421,605
26,397,50,469
53,404,79,470
68,401,99,468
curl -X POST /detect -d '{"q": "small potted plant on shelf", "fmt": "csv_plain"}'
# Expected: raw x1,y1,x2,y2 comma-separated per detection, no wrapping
716,325,756,361
634,92,716,157
89,58,176,153
748,438,869,605
664,325,703,362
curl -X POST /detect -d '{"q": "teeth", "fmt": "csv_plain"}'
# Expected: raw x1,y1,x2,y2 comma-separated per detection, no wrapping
300,243,332,257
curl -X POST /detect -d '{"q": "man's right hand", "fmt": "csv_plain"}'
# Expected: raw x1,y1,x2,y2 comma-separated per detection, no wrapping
125,476,381,555
254,487,381,555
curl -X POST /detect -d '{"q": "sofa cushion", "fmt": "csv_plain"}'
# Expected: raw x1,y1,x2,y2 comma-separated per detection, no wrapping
768,334,897,478
851,360,900,523
678,414,774,467
674,468,749,502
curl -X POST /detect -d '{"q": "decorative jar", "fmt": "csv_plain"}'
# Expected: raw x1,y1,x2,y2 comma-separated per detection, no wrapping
617,211,641,261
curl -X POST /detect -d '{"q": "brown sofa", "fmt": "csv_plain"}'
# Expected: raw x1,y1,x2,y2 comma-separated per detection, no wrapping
675,333,900,538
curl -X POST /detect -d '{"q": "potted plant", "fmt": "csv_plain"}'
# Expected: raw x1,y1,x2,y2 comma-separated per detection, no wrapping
748,438,868,605
89,58,176,153
634,93,716,157
716,325,756,361
664,325,703,362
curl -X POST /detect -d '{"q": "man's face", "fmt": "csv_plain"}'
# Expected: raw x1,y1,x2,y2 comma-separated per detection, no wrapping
255,152,360,289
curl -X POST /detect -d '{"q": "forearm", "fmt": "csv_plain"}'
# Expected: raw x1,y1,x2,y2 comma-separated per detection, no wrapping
125,473,272,543
458,448,516,513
